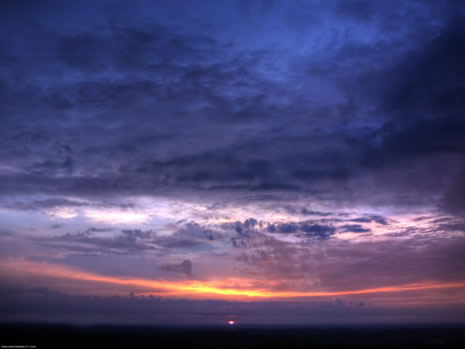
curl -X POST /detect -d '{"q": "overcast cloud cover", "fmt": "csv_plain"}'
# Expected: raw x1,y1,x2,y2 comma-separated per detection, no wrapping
1,0,465,325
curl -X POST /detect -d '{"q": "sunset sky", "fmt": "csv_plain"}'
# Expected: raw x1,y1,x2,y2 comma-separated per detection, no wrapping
1,0,465,325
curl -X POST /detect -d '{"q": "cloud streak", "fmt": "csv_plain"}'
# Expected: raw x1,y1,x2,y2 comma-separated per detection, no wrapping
2,259,465,301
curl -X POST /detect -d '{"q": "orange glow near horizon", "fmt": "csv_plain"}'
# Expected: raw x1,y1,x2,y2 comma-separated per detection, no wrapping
2,259,465,301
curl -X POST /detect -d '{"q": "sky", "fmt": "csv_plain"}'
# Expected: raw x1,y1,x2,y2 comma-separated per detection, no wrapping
1,0,465,325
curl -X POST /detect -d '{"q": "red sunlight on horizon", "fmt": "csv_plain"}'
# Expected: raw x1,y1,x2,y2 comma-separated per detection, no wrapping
2,259,465,302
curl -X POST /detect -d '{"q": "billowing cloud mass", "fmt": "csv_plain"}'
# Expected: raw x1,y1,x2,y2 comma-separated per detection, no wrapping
1,0,465,324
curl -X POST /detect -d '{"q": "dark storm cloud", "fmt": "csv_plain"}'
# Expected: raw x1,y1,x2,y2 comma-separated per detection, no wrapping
0,0,462,214
359,18,465,163
0,15,350,201
314,14,464,212
380,19,465,122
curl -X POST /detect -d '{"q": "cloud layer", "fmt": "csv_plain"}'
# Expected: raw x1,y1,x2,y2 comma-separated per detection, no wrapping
1,0,465,324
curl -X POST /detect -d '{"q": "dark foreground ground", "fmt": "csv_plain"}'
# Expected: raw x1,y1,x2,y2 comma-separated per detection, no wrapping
1,324,465,349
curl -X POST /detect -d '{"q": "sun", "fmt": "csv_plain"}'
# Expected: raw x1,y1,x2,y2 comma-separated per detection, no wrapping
228,320,235,325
